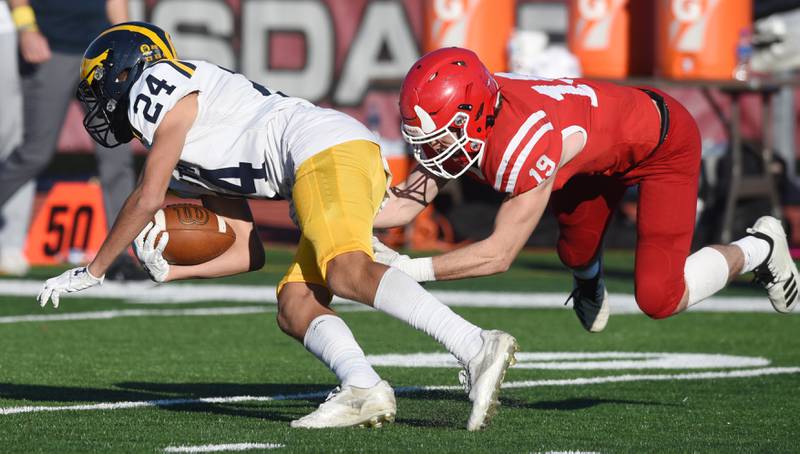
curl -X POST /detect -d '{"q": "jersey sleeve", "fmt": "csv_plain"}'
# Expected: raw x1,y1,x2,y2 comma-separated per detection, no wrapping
127,60,199,145
489,110,562,196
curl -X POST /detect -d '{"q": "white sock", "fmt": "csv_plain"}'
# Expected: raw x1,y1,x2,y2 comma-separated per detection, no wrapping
684,247,730,306
303,314,382,389
573,258,600,280
731,235,771,274
373,267,483,364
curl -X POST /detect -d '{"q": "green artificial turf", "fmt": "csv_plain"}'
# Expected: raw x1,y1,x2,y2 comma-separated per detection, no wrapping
0,248,796,452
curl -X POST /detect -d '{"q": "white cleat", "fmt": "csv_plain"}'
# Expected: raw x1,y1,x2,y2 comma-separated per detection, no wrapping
747,216,800,313
459,330,519,431
290,380,396,429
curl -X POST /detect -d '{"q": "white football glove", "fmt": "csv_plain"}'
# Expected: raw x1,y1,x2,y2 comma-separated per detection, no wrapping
37,267,104,308
133,221,170,283
371,235,411,267
371,236,436,282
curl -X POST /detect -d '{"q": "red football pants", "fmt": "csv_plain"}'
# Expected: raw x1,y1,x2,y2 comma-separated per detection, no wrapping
551,90,702,319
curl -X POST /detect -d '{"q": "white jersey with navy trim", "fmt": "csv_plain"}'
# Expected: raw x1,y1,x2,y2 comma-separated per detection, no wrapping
126,59,376,200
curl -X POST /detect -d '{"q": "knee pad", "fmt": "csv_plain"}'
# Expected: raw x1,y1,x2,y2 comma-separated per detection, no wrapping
635,277,684,319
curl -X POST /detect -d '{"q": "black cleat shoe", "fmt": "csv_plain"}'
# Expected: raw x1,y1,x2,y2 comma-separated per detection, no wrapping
565,273,610,332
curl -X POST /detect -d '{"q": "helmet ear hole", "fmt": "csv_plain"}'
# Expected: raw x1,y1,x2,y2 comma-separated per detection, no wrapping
116,69,130,82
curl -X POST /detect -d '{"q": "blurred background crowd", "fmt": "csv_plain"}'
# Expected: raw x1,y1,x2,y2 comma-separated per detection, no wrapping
1,0,799,280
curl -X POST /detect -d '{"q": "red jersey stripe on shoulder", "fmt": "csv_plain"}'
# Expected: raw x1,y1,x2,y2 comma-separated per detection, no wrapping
493,110,547,191
504,121,554,193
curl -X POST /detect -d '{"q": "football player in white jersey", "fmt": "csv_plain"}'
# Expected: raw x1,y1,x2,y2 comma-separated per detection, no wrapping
36,22,518,431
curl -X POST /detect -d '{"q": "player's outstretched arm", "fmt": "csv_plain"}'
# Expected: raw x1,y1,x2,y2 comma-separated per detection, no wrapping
164,196,265,281
373,164,447,228
87,94,197,278
37,94,197,307
375,177,554,282
430,178,554,280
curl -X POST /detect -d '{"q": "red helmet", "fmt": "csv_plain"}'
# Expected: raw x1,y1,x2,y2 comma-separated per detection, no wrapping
399,47,499,179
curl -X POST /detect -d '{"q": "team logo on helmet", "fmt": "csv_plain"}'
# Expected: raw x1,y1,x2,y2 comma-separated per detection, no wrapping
399,47,499,179
77,21,177,148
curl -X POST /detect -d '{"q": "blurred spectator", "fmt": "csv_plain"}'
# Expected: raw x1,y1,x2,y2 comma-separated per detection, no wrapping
5,0,145,279
750,2,800,191
0,2,32,275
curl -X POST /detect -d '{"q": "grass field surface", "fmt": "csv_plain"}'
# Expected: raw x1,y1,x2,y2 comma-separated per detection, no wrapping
0,248,797,452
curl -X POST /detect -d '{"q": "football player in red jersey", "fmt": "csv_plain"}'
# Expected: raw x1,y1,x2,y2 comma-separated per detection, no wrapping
374,47,800,331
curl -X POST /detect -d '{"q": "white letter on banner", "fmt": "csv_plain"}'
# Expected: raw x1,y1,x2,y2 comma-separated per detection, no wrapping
241,0,333,101
334,1,419,105
152,0,235,69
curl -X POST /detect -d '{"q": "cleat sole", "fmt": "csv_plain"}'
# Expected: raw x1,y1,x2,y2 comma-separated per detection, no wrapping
468,338,519,431
358,412,396,429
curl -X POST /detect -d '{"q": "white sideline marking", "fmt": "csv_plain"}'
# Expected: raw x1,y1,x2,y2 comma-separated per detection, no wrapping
0,307,274,324
0,305,370,324
1,367,797,416
541,452,599,454
366,352,770,370
164,443,284,452
500,367,800,390
0,279,787,313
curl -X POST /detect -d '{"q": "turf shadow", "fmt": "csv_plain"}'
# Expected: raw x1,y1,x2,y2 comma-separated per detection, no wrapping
0,382,164,403
115,381,331,399
0,381,343,424
397,417,462,429
505,397,682,411
115,382,335,422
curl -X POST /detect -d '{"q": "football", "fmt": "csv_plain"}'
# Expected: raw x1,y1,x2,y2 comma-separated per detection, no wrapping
153,204,236,265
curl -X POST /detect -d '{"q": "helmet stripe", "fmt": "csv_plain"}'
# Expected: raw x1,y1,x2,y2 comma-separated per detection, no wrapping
157,28,179,58
154,59,195,78
171,60,195,77
81,49,109,83
100,24,176,60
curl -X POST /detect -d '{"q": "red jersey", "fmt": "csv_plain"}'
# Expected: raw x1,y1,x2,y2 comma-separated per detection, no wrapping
477,74,663,195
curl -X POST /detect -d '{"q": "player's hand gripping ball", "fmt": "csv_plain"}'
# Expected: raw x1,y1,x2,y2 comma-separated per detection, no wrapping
153,204,236,265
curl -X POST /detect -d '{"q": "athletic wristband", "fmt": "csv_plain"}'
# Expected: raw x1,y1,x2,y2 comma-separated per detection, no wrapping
397,257,436,282
11,5,37,31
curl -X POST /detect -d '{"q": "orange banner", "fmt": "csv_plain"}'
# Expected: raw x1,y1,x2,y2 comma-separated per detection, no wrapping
25,182,107,265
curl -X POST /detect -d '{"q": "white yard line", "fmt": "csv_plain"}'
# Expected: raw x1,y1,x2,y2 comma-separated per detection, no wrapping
1,367,797,416
0,279,787,313
366,352,771,370
0,305,371,324
0,307,274,324
163,443,284,452
423,367,800,391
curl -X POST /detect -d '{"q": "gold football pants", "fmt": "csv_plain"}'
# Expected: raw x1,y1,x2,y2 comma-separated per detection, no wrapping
277,140,388,296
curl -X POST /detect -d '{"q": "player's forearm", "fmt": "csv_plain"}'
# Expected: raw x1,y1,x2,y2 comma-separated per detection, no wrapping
431,238,513,281
374,197,424,228
375,166,444,228
88,187,163,277
165,218,264,281
166,240,262,281
429,182,552,281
